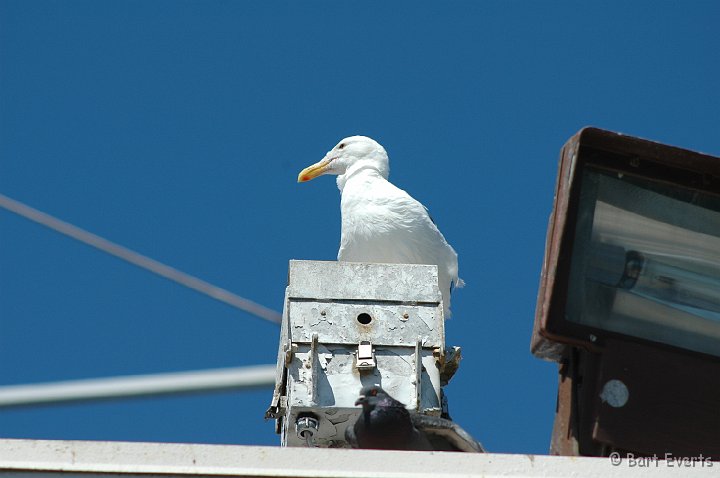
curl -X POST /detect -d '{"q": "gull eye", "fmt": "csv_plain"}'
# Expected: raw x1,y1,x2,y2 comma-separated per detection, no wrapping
338,143,346,150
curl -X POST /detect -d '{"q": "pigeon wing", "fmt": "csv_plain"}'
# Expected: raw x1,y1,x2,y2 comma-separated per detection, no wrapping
344,422,360,448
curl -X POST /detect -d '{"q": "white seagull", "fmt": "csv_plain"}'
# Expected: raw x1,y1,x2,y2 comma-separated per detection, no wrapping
298,136,463,318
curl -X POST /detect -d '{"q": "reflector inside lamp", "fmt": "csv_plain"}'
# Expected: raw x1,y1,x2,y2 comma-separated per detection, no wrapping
566,168,720,357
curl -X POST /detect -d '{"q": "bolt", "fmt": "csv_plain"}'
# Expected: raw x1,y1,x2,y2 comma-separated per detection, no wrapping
589,334,597,342
296,416,320,445
320,310,326,316
401,313,409,320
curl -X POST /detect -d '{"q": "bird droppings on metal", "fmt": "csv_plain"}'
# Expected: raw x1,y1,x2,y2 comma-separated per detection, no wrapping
318,346,333,371
288,301,443,348
326,412,353,425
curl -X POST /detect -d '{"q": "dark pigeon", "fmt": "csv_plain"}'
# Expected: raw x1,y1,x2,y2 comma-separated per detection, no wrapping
345,385,485,452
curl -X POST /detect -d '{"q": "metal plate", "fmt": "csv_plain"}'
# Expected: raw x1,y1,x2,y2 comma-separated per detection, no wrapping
287,300,443,347
287,260,442,303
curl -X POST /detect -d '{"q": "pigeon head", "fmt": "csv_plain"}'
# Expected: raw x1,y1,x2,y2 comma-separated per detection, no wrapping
347,385,484,452
297,136,390,189
354,385,401,409
347,385,425,450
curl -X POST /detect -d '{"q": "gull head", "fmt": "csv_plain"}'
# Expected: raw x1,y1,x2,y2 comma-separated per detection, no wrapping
298,136,389,186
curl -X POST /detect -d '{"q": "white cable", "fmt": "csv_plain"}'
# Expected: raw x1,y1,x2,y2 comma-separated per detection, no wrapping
0,365,277,407
0,193,281,324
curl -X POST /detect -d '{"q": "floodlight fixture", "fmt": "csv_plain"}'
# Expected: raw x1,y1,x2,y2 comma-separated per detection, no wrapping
533,128,720,358
531,127,720,457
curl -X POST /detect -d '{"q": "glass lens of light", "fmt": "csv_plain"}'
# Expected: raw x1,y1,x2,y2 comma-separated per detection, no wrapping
566,168,720,357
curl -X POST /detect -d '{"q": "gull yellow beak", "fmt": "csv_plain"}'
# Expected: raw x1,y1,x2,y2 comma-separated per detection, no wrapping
298,158,332,183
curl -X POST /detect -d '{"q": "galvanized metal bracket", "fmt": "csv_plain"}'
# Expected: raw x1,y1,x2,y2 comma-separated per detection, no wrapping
307,333,319,405
355,341,376,371
284,342,297,366
414,337,422,410
274,261,451,447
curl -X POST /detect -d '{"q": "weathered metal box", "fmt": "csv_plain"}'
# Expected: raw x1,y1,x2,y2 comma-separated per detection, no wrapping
266,260,456,448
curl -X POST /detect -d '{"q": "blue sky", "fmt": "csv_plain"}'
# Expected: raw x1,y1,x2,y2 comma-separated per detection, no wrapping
1,1,718,454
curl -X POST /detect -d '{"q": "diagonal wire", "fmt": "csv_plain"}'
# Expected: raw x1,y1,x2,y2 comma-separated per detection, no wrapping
0,193,281,324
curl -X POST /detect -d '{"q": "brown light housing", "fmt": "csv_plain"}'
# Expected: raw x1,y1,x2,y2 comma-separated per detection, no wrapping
532,127,720,360
531,127,720,457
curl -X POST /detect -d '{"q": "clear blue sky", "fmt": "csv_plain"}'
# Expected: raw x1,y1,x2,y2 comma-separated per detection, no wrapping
1,1,718,454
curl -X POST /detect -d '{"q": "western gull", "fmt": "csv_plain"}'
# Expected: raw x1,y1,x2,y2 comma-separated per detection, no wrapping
297,136,463,318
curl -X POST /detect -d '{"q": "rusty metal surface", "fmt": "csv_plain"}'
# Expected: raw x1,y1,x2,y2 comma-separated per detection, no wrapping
593,340,720,457
550,348,605,458
530,130,582,361
549,360,577,456
537,128,720,459
549,338,720,458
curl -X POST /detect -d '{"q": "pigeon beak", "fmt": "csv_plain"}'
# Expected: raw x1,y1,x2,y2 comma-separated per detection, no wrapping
355,395,366,406
298,157,332,183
